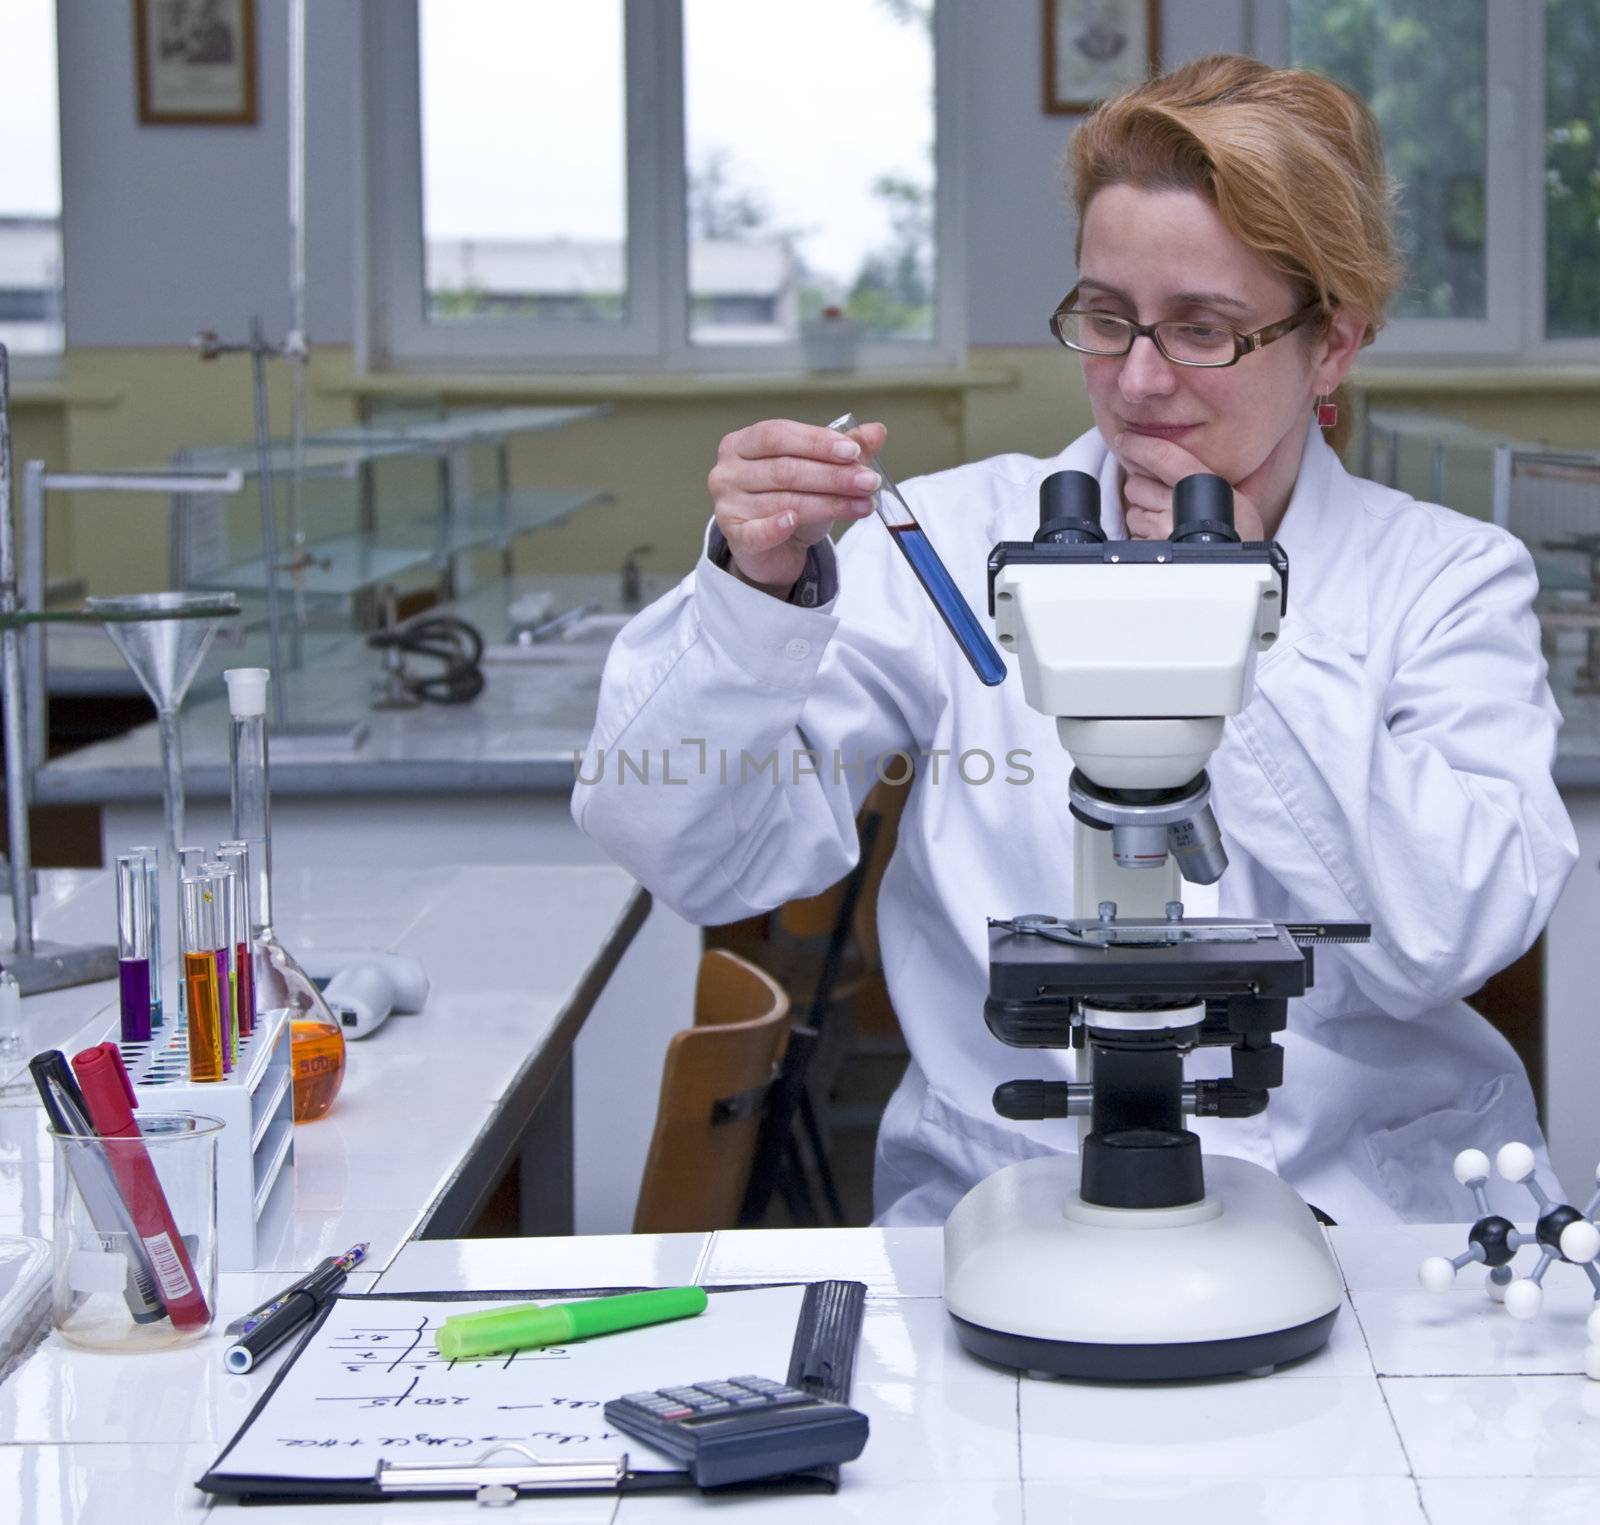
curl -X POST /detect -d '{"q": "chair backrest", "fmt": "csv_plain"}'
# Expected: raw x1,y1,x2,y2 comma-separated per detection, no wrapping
632,949,791,1234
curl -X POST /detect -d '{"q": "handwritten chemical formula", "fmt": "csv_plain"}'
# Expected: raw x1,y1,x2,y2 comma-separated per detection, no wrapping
212,1289,807,1485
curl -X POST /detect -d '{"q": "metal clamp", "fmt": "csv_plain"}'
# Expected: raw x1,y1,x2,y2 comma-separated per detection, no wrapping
375,1443,629,1504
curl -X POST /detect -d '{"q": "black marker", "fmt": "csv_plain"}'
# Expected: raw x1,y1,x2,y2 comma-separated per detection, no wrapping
29,1050,166,1324
224,1256,355,1373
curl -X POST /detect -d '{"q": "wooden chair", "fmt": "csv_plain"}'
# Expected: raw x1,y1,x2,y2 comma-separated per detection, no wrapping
632,949,791,1234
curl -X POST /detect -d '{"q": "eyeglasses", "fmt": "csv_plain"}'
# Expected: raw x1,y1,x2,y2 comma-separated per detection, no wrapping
1049,285,1324,368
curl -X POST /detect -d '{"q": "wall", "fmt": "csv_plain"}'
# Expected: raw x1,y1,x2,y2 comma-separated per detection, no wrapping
56,0,356,348
48,0,1598,596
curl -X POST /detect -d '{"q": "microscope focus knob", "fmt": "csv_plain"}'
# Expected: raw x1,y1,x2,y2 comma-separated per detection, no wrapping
1171,474,1238,543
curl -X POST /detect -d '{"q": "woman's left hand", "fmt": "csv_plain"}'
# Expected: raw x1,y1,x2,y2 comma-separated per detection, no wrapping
1115,432,1267,542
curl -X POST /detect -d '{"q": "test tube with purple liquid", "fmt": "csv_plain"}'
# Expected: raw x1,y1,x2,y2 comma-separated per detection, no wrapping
126,845,163,1027
115,854,151,1044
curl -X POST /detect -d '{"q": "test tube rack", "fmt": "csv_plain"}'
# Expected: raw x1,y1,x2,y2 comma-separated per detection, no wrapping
103,1005,295,1272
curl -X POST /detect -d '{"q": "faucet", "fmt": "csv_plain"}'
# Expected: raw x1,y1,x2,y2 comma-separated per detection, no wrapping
620,544,655,608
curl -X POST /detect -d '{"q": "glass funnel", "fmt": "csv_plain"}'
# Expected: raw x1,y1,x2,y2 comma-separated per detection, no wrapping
85,593,235,866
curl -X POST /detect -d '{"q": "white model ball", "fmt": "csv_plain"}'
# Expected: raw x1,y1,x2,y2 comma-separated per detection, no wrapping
1587,1344,1600,1383
1504,1278,1543,1320
1588,1305,1600,1344
1453,1149,1491,1186
1560,1219,1600,1265
1487,1273,1509,1302
1418,1256,1456,1292
1496,1142,1536,1182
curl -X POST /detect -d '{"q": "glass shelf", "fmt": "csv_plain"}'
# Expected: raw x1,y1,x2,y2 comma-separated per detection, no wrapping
0,595,240,631
187,488,610,599
311,404,608,451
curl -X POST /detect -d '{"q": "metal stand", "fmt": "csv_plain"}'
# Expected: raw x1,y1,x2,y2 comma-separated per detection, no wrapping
0,347,116,991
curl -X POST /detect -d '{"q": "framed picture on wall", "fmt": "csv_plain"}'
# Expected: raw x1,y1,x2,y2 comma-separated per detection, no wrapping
1044,0,1160,115
134,0,258,125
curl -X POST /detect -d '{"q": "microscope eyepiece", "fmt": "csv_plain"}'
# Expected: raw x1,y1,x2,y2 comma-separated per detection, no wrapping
1171,474,1239,543
1036,470,1105,545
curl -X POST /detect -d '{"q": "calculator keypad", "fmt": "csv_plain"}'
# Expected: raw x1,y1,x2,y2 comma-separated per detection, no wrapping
606,1373,870,1489
619,1376,812,1421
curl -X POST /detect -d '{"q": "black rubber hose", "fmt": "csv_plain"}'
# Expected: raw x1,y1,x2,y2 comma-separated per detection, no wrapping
367,614,486,704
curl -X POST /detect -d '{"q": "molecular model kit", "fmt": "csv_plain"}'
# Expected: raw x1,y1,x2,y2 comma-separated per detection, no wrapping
1418,1143,1600,1380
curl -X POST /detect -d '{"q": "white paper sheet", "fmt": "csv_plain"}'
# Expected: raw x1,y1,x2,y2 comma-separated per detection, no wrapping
211,1286,808,1483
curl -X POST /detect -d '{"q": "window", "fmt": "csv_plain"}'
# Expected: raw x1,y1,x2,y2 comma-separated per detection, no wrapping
682,0,937,348
363,0,958,372
0,1,64,367
1545,0,1600,340
1264,0,1600,358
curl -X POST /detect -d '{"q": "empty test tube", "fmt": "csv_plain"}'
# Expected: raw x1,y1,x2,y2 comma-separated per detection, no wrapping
827,413,1006,686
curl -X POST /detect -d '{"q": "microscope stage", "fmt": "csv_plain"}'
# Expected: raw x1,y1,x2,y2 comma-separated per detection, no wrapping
987,916,1311,1004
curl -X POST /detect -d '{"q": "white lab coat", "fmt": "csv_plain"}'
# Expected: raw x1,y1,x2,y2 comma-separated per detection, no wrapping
573,423,1579,1225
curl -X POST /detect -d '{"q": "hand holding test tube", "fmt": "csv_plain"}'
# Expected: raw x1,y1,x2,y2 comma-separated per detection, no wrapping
707,416,887,595
706,413,1007,685
826,413,1006,687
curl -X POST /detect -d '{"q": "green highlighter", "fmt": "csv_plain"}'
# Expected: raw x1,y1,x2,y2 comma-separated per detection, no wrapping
434,1286,709,1360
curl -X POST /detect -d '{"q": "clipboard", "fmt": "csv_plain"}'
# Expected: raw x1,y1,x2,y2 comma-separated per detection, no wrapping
198,1280,866,1504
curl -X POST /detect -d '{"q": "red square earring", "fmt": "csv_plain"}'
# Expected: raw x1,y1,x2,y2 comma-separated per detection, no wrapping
1315,395,1339,430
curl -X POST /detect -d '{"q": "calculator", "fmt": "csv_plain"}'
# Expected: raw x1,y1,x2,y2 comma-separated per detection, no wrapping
604,1374,869,1488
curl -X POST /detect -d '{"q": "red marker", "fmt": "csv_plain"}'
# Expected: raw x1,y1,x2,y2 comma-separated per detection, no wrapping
70,1043,210,1328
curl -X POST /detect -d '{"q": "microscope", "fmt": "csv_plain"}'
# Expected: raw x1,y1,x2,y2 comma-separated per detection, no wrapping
942,469,1368,1380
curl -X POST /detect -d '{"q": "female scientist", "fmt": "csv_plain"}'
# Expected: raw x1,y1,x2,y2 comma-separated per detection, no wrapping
573,54,1578,1225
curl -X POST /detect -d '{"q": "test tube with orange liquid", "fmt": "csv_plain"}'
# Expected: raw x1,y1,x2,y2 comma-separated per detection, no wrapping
179,872,224,1083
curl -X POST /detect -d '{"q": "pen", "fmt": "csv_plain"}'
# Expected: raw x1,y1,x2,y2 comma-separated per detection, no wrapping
224,1255,358,1373
28,1051,167,1325
434,1286,709,1360
224,1241,369,1336
71,1042,210,1329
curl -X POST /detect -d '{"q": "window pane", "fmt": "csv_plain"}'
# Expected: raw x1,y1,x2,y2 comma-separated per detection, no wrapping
1546,0,1600,339
419,1,626,325
1289,1,1487,320
0,1,63,355
683,0,937,346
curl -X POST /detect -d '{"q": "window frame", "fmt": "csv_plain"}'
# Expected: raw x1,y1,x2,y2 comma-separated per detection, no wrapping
358,0,964,374
1,0,65,382
1253,0,1600,364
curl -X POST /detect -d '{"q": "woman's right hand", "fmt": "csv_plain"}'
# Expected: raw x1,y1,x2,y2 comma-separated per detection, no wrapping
708,418,888,596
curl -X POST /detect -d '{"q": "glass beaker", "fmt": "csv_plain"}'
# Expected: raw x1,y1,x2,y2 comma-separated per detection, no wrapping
48,1112,222,1351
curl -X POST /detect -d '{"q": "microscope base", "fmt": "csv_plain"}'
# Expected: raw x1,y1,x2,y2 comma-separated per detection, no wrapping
944,1153,1343,1380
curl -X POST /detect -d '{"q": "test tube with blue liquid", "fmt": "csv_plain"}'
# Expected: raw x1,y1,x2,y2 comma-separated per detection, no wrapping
115,854,152,1044
127,845,163,1026
827,413,1006,687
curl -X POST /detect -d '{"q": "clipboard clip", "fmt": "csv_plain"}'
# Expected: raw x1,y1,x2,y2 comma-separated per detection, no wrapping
376,1443,630,1506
